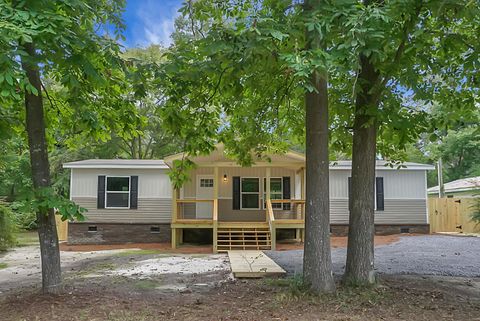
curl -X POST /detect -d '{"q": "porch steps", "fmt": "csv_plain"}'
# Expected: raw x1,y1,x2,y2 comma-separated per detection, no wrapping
216,227,271,252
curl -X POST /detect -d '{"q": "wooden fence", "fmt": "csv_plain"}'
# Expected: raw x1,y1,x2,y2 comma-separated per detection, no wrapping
428,198,480,233
55,215,68,242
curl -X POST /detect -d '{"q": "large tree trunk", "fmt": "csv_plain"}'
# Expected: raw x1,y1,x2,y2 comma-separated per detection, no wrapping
344,54,380,285
302,0,336,294
21,42,62,294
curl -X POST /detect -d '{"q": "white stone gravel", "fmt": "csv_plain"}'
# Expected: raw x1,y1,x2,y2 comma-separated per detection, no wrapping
104,255,230,278
266,235,480,278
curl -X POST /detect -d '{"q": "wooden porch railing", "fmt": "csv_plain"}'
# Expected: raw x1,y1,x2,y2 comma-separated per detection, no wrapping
268,199,306,221
174,199,216,222
266,199,306,249
213,199,218,252
266,199,276,249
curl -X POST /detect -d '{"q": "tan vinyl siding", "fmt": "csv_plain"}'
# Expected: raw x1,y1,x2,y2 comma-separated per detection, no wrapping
73,197,172,223
182,167,296,199
330,199,428,224
182,167,214,198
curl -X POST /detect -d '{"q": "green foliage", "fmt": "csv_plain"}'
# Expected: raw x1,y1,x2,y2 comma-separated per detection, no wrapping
20,187,87,222
156,0,479,191
0,204,17,251
10,201,37,230
265,275,311,300
471,192,480,225
430,127,480,183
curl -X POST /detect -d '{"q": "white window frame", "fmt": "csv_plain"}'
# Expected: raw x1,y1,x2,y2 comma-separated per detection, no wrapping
263,177,283,210
105,176,131,209
240,177,260,210
200,178,214,188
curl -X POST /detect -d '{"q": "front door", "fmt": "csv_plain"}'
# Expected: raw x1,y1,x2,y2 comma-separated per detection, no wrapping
196,175,214,219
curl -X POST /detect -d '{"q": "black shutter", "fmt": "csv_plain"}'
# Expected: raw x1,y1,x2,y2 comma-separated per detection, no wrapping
376,177,384,211
282,176,291,210
130,176,138,209
348,177,352,212
97,175,106,209
232,176,240,210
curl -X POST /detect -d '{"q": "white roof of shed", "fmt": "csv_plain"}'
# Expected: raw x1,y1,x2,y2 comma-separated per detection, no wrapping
63,159,168,169
428,176,480,194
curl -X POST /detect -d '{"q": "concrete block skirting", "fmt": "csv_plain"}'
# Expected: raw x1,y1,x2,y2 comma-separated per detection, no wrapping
68,222,171,244
330,224,430,237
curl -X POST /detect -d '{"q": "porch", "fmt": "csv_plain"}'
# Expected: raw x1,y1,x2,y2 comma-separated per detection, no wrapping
171,198,305,252
165,145,306,252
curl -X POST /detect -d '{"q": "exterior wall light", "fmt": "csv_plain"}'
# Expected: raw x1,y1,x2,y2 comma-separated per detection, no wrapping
223,174,228,182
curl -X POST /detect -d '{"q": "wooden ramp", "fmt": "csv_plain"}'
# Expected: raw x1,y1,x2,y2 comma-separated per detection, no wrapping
228,250,286,278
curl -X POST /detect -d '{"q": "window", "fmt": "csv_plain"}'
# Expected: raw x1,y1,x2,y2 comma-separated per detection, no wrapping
241,178,260,209
200,178,214,187
348,177,384,211
105,176,130,208
263,178,283,209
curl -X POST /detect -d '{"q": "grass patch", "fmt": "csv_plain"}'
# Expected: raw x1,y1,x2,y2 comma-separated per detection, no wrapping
134,279,159,290
266,275,389,308
15,230,39,247
0,263,8,269
265,275,311,300
77,262,116,277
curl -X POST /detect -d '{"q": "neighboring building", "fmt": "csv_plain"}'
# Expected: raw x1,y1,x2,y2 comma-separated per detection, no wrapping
63,145,435,251
428,176,480,198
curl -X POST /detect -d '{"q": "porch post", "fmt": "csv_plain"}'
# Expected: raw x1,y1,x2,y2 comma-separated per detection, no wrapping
297,167,306,242
266,167,271,201
266,167,276,250
171,188,178,249
213,167,219,253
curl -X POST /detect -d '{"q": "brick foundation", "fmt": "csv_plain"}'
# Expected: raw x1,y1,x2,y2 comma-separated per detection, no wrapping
68,222,430,244
68,222,171,244
330,224,430,236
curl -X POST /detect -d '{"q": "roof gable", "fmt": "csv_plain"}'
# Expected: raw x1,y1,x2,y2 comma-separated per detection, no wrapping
163,144,305,165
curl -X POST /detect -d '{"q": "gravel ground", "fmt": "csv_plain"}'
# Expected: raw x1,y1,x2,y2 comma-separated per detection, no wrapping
266,235,480,277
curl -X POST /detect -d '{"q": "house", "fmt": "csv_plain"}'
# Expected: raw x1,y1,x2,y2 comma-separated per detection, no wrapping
63,145,435,251
428,176,480,198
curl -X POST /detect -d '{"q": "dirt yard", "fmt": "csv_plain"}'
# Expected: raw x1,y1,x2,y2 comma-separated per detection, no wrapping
1,234,479,320
0,273,479,321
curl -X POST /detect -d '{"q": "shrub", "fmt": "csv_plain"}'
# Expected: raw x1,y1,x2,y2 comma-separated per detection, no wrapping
0,204,17,251
10,201,37,230
471,196,480,225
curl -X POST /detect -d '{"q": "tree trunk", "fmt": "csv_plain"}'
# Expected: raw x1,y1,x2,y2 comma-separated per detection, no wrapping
302,0,336,294
21,42,62,294
344,54,380,285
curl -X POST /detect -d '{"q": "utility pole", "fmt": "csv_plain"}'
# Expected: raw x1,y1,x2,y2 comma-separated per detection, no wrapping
437,157,445,198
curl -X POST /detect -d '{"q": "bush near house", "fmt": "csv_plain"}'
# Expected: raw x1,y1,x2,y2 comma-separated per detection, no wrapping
471,194,480,225
9,201,37,230
0,204,17,251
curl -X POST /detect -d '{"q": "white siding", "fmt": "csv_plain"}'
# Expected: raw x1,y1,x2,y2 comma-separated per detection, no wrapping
182,167,296,199
329,169,427,199
330,199,428,224
71,168,172,198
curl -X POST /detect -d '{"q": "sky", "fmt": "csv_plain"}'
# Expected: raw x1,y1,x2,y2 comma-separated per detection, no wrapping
122,0,183,48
